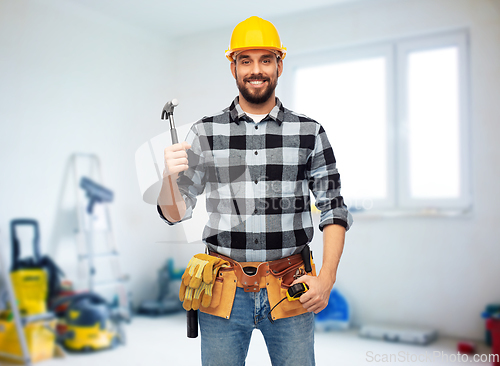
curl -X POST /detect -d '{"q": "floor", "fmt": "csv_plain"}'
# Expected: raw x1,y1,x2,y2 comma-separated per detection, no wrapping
0,313,494,366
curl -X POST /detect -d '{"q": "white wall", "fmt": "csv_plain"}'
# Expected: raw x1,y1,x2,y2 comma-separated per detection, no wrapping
0,0,181,305
168,0,500,339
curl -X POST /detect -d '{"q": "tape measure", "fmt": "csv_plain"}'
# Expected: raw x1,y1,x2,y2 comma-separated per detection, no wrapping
286,283,309,301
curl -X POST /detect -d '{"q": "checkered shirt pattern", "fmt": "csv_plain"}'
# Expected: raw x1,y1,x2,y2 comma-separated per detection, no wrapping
158,97,352,262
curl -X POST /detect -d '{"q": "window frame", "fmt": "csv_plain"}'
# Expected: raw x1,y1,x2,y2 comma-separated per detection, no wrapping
396,31,472,210
278,29,472,215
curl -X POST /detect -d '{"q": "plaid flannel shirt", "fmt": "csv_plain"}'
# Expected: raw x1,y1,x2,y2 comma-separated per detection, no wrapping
158,97,352,262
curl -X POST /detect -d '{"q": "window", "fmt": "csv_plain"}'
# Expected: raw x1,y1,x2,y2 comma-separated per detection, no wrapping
407,47,461,199
282,31,471,214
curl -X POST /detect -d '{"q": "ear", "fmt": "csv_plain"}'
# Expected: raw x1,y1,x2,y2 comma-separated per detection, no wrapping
277,58,283,77
230,61,237,80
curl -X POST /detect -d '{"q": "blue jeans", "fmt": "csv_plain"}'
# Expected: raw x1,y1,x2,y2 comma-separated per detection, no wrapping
199,287,315,366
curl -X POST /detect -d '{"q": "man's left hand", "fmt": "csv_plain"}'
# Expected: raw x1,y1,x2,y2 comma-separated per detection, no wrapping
291,274,335,314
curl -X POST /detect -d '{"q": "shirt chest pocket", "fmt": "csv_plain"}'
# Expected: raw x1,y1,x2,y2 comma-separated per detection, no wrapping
211,152,248,198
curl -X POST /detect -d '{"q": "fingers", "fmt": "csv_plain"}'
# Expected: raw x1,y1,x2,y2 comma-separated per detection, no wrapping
300,293,327,314
164,142,191,177
167,141,191,151
203,263,214,284
168,149,189,159
164,143,190,159
294,275,329,314
291,275,309,286
300,294,327,314
179,282,187,301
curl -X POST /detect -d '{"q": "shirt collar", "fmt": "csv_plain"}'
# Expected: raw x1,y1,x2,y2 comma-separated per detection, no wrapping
229,96,284,126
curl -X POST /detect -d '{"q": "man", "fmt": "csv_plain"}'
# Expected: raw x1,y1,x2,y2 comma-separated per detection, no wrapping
158,16,352,366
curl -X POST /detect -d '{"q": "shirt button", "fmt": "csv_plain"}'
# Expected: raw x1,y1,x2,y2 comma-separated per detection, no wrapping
255,239,259,244
254,151,258,155
255,126,258,130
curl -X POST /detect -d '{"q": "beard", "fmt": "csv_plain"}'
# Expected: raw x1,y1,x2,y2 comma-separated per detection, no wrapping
235,70,278,105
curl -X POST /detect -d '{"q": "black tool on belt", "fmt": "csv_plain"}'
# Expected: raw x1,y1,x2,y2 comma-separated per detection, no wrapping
186,309,198,339
301,244,313,274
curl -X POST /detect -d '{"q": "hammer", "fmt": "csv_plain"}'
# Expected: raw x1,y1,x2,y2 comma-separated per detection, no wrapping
162,98,179,144
161,98,199,339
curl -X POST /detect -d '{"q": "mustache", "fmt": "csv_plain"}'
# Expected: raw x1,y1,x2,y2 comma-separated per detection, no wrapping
244,74,270,82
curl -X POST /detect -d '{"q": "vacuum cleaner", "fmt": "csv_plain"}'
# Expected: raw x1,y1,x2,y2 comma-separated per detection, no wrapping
52,292,126,352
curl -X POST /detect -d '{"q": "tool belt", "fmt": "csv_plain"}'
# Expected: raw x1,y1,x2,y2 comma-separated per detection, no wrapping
199,251,316,321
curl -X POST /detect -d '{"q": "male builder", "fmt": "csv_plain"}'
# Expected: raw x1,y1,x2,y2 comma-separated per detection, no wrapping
158,16,352,366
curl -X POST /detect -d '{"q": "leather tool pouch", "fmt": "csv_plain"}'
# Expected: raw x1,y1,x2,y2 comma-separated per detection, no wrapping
266,255,316,322
200,252,316,321
199,266,237,320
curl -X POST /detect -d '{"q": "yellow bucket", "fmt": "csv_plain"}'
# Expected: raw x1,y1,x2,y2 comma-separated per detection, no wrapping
10,269,48,316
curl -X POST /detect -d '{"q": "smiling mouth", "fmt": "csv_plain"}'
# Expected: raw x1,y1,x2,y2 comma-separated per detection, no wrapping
247,80,268,88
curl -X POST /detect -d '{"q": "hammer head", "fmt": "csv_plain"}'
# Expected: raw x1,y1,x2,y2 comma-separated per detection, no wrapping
162,98,179,119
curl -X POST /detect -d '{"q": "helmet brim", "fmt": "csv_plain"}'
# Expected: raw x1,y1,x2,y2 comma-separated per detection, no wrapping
225,47,287,62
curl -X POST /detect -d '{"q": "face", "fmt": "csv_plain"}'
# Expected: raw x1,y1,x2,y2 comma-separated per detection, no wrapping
231,49,283,105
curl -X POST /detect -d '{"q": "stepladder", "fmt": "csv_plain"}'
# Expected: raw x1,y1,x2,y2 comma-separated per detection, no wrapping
70,153,130,318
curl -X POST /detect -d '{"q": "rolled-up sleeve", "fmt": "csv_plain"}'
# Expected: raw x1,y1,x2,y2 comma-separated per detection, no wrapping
307,124,353,232
157,124,207,225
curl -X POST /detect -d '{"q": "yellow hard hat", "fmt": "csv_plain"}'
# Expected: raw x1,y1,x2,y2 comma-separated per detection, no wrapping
225,16,287,61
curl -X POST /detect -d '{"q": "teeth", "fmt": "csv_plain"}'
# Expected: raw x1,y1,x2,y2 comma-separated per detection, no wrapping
249,81,264,85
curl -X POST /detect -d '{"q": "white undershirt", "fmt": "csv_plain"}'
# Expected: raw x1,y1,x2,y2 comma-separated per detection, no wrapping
245,112,267,123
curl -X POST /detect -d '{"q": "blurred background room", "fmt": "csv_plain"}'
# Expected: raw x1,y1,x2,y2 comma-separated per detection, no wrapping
1,0,500,365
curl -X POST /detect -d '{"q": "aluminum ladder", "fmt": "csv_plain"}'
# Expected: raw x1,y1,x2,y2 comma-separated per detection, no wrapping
71,153,130,316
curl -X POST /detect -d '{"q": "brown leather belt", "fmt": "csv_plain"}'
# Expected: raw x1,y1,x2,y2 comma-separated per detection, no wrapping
209,251,304,293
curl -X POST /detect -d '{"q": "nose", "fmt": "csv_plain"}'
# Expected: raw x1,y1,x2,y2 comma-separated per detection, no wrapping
250,61,263,76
